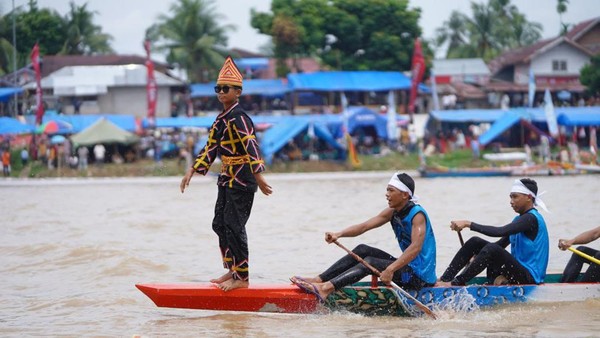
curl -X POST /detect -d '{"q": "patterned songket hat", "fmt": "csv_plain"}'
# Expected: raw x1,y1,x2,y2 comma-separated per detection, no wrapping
216,56,243,87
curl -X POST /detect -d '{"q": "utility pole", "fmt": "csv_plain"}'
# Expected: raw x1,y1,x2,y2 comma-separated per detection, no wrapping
12,0,18,117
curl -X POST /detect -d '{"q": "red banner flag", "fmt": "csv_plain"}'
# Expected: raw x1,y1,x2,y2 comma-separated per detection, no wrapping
144,40,157,126
408,38,425,121
30,43,44,125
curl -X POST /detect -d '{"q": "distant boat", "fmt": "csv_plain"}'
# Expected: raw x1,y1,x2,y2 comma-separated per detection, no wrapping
419,166,512,178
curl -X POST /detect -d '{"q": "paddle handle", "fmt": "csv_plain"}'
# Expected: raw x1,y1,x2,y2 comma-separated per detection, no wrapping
568,246,600,265
458,231,465,247
332,240,437,319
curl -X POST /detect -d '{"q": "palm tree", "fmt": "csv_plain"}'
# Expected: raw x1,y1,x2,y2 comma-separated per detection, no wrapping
60,1,113,55
557,0,570,35
435,11,469,58
0,10,16,75
146,0,233,83
435,0,542,61
467,2,497,60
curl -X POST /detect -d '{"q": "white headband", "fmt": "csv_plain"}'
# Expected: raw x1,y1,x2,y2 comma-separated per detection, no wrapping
388,173,419,202
510,179,549,212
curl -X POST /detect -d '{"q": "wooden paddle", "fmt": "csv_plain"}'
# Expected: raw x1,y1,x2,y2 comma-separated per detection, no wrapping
457,231,465,247
568,246,600,265
332,240,437,319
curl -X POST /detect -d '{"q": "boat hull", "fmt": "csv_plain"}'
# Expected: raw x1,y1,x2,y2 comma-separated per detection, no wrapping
135,283,319,314
136,275,600,317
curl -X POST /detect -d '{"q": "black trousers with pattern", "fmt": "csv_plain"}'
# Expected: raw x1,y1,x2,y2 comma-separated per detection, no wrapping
212,186,255,281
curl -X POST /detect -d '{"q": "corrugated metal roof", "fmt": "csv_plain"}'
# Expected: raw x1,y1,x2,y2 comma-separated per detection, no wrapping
27,65,184,96
432,58,490,76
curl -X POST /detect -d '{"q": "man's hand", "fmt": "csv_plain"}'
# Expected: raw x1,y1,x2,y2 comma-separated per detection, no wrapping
180,168,194,193
254,172,272,196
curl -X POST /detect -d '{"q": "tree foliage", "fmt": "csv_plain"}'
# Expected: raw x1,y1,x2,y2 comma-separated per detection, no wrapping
251,0,427,76
0,0,114,74
557,0,570,35
60,2,114,55
435,0,542,61
580,54,600,96
145,0,233,83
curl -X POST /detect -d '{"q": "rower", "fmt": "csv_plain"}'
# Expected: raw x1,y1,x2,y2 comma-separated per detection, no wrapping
290,172,437,302
558,226,600,282
436,178,549,287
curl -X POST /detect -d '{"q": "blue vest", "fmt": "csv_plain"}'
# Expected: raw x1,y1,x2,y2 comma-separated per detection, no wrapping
509,209,549,284
390,205,437,284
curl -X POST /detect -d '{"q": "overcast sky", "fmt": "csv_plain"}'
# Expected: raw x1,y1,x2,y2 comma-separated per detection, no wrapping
7,0,599,59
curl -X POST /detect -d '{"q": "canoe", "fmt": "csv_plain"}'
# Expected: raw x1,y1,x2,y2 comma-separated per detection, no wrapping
136,274,600,317
418,167,512,178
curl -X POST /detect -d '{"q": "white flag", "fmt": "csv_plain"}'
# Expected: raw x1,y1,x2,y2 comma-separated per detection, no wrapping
387,90,399,143
544,89,559,137
528,69,536,108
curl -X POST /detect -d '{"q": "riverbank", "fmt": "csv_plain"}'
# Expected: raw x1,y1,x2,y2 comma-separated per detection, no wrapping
11,149,495,178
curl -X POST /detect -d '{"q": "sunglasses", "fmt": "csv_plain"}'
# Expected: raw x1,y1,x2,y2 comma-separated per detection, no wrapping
214,85,239,94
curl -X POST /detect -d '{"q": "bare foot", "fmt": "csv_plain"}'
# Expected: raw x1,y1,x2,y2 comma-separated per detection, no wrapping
292,276,322,283
313,282,334,300
435,280,452,287
218,279,249,291
291,277,333,301
210,271,233,284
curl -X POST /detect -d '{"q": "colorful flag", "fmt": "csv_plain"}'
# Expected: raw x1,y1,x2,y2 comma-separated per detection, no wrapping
144,40,157,126
346,133,361,168
544,89,559,138
408,38,425,121
30,43,44,126
528,68,536,108
340,92,360,167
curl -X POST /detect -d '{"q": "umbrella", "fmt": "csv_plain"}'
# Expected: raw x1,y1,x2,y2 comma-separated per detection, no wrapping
50,135,66,144
36,120,73,134
557,90,572,101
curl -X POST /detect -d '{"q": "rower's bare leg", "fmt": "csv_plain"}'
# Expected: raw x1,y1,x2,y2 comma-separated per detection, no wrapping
218,278,249,291
210,271,233,284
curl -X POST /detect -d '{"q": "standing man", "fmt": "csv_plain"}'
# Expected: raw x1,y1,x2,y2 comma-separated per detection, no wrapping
291,172,436,301
180,56,272,292
558,226,600,282
2,148,10,177
436,178,549,286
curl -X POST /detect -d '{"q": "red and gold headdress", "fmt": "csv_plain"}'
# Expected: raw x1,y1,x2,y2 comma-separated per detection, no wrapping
216,56,243,87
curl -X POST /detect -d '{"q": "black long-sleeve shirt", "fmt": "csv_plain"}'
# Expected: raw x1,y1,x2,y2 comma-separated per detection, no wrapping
470,209,539,248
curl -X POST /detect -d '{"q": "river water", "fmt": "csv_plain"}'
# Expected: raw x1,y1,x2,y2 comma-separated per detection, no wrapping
1,173,599,337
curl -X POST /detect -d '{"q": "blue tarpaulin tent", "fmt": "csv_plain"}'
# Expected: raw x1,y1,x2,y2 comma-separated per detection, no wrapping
190,79,290,98
24,114,138,133
235,58,269,71
288,71,416,91
556,107,600,126
347,107,389,139
438,107,600,146
0,117,34,135
142,116,216,129
557,113,600,126
0,87,23,102
478,112,523,146
260,116,344,164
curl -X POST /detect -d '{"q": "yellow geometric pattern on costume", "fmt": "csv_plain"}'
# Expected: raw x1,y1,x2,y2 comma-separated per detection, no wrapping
233,266,249,272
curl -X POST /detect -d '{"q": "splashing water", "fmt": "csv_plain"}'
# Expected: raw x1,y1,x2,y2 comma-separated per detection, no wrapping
395,287,479,318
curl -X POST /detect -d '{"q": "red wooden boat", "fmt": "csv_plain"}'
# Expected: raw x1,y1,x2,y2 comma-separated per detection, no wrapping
136,274,600,317
135,283,319,314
